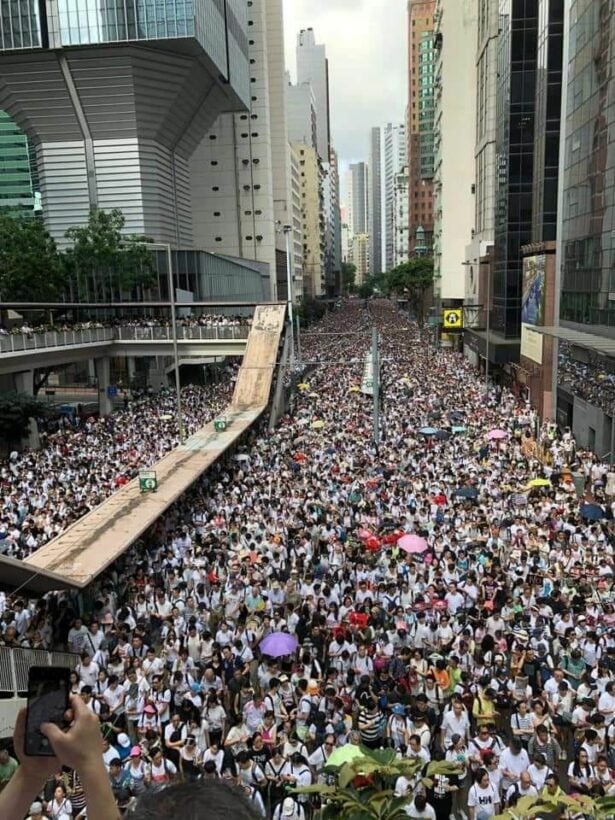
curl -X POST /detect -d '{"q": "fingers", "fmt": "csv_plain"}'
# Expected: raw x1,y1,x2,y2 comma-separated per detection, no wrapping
40,719,66,752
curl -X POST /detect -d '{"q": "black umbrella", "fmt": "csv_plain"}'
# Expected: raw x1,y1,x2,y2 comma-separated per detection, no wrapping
435,430,451,441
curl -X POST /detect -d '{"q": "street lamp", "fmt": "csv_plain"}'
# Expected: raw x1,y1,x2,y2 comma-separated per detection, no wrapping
137,241,184,443
275,221,295,366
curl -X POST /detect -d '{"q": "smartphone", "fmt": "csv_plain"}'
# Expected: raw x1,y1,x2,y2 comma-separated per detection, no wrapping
25,666,71,756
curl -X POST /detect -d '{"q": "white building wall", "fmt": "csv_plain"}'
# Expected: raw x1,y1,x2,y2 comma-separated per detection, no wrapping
286,79,317,149
393,168,410,267
433,0,478,301
289,144,304,300
383,123,407,271
189,0,279,299
296,28,330,162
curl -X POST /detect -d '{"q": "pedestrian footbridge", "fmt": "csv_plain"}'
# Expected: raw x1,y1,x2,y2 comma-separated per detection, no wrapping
0,305,286,594
0,325,249,376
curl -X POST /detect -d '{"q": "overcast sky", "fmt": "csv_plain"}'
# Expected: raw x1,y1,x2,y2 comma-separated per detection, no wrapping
282,0,407,173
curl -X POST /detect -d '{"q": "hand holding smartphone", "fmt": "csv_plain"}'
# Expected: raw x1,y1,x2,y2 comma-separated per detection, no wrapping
25,666,71,757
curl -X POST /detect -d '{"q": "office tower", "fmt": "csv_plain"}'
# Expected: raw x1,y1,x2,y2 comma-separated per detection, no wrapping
393,166,410,267
348,162,369,236
351,234,370,286
324,148,342,293
286,79,318,149
369,127,383,274
288,144,305,301
189,0,292,300
0,111,36,213
291,143,325,298
0,0,250,246
384,123,407,270
296,28,331,163
407,0,436,255
432,0,477,302
555,0,615,450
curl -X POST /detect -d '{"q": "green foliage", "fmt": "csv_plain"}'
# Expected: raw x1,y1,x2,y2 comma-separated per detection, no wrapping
64,208,156,300
0,392,51,450
0,211,64,301
295,746,463,820
386,258,434,327
493,791,615,820
341,262,357,294
296,297,327,325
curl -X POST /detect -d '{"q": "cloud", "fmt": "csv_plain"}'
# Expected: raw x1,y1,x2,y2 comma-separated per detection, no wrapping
283,0,407,168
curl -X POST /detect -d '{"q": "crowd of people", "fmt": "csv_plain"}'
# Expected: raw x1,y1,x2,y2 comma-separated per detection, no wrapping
2,299,615,820
0,380,236,559
558,345,615,418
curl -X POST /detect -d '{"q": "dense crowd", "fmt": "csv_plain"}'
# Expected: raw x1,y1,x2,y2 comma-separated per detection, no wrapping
2,300,615,820
558,346,615,418
0,380,236,558
0,314,251,338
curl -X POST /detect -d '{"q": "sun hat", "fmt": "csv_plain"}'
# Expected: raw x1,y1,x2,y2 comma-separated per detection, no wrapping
129,746,142,757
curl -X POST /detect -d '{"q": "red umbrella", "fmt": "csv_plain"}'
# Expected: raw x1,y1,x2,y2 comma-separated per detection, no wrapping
365,535,381,551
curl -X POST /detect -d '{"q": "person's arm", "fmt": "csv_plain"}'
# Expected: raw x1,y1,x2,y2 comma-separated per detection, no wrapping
0,695,118,820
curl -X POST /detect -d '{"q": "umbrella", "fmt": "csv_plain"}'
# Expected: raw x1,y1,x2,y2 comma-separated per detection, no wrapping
526,478,551,488
325,744,365,769
454,487,478,499
161,413,173,420
452,425,467,434
311,420,325,429
259,632,298,658
487,428,508,440
580,503,605,522
434,430,450,441
349,386,361,393
418,427,439,436
398,534,428,554
297,383,310,390
450,410,465,420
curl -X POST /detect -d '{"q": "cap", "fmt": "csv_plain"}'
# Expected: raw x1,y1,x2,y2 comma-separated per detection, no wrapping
283,797,296,816
29,803,43,815
117,732,131,748
392,704,406,716
144,704,156,715
130,746,142,757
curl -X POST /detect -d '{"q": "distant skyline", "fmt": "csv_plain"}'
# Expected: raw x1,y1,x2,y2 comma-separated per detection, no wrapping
283,0,407,182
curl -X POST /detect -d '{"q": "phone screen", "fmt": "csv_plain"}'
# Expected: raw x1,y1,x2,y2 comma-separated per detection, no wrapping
25,666,71,756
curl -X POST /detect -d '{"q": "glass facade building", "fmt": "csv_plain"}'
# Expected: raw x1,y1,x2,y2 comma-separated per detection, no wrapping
418,31,435,179
560,0,615,329
0,110,36,212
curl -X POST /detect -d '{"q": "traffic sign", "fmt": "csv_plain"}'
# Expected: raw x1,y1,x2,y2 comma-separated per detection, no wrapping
106,385,118,398
442,309,463,330
139,470,158,493
214,418,228,432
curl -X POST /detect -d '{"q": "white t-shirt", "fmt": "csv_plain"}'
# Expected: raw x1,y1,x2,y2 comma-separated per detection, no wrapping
468,782,499,818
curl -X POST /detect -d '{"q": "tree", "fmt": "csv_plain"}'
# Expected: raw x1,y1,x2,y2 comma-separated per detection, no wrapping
296,297,327,325
0,392,52,453
0,211,65,301
64,208,156,301
386,258,434,327
295,746,462,820
341,262,357,295
492,791,615,819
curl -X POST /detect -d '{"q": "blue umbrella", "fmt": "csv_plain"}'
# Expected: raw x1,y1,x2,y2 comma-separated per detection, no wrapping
452,425,467,434
418,427,439,436
580,503,605,522
455,487,478,499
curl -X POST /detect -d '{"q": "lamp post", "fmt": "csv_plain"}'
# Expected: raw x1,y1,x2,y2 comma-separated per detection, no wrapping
276,221,295,366
139,241,184,443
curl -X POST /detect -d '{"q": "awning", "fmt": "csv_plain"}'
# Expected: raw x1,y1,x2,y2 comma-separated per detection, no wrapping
0,554,78,594
534,326,615,356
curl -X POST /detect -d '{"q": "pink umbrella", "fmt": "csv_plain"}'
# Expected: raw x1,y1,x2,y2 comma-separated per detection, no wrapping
487,428,508,441
398,534,428,554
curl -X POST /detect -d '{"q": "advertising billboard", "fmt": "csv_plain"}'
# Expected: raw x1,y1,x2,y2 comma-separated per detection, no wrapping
521,255,546,364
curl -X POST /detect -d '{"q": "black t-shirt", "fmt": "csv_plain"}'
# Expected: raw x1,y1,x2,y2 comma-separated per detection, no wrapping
429,773,458,820
250,747,270,770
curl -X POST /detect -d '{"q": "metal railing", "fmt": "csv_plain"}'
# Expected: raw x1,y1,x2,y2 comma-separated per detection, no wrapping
0,324,249,353
0,646,79,695
0,328,114,353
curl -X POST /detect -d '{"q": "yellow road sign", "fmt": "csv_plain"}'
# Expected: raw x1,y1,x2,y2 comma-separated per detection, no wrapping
442,309,463,330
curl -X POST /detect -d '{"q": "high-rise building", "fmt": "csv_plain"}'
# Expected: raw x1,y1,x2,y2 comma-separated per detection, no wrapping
323,148,342,294
350,234,370,286
432,0,477,302
189,0,292,301
286,78,318,150
296,28,331,163
554,0,615,450
292,142,325,298
384,123,407,270
288,144,304,301
407,0,436,255
393,167,410,268
369,127,383,274
0,0,250,246
0,110,36,213
348,162,369,236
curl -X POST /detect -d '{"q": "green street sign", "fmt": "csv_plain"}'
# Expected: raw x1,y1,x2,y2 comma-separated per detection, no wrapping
214,419,228,432
139,470,157,493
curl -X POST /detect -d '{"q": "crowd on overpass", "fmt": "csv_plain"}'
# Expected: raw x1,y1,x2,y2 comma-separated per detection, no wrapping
2,301,615,820
558,346,615,418
0,314,251,338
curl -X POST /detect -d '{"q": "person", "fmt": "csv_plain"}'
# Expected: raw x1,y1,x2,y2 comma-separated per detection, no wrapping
0,693,117,820
272,795,306,820
128,780,266,819
46,782,72,820
468,768,500,820
25,801,45,820
0,747,19,789
405,791,437,819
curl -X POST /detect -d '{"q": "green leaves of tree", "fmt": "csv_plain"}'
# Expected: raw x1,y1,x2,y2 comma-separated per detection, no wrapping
0,211,64,301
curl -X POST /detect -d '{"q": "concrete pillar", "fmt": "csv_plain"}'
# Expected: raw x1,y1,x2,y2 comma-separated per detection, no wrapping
127,357,137,384
13,370,40,450
87,359,96,385
95,357,113,416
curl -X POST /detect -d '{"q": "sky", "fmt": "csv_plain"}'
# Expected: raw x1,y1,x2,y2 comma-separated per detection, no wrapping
282,0,407,173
